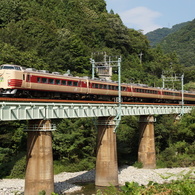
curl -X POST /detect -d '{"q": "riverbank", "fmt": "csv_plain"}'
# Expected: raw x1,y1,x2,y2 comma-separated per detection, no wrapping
0,166,194,195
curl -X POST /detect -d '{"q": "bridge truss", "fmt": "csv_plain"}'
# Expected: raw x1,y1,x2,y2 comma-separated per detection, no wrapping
0,101,194,121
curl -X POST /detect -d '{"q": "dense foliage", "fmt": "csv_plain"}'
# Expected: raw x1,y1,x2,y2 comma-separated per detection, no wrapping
0,121,27,178
0,0,194,179
146,22,189,47
0,0,185,84
147,19,195,73
97,170,195,195
161,19,195,68
52,118,96,172
155,112,195,168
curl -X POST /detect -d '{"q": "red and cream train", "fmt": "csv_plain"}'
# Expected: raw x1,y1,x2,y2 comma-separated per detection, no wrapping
0,64,194,104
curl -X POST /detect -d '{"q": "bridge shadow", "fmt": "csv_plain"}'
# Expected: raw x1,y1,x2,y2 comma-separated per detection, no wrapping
54,166,132,194
54,169,95,194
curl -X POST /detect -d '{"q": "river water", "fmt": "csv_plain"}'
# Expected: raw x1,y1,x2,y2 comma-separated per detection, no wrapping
68,183,97,195
68,182,121,195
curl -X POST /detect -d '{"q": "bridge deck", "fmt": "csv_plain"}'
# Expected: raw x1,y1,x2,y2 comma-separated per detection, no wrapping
0,101,194,121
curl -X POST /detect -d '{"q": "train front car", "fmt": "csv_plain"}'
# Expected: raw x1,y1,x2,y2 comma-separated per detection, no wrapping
0,64,24,96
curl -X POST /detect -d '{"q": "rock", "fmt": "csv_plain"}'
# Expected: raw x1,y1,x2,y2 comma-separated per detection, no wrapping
0,167,194,194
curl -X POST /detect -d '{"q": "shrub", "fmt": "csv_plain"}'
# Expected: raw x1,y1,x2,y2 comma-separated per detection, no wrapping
9,155,26,178
157,141,195,168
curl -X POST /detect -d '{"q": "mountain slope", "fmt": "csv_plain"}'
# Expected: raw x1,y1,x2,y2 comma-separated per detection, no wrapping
146,21,189,46
160,19,195,67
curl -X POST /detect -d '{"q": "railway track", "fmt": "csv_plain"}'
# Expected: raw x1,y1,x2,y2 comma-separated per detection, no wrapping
0,97,189,106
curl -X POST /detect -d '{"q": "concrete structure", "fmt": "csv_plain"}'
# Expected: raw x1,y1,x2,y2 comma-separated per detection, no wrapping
25,120,54,195
138,115,156,168
95,117,118,186
1,101,194,190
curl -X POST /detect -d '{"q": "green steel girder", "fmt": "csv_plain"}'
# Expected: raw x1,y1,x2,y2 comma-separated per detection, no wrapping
0,101,194,121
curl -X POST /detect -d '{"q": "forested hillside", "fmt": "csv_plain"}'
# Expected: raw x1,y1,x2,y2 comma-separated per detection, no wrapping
146,19,195,83
0,0,194,178
0,0,184,85
146,22,189,46
161,19,195,68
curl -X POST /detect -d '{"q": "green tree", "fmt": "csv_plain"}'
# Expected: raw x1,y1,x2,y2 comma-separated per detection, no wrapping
117,116,139,165
0,121,27,178
52,118,96,171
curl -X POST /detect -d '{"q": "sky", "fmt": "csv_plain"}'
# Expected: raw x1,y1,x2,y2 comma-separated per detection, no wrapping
105,0,195,34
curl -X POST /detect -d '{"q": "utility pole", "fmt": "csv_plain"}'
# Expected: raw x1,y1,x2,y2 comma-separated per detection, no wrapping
138,52,143,64
90,52,122,132
161,73,184,115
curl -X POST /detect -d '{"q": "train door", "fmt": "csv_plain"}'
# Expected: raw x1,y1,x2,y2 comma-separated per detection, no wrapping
80,79,88,93
26,73,31,88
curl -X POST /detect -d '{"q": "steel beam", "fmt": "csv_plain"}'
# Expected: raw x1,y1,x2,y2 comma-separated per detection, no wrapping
0,101,194,121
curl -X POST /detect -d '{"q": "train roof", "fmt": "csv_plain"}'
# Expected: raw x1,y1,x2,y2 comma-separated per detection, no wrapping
0,64,23,70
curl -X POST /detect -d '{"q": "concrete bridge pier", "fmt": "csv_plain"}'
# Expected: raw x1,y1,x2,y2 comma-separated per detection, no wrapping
24,120,54,195
95,117,118,186
138,115,156,169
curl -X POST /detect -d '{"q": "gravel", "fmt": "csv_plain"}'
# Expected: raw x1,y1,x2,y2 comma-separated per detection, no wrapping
0,166,194,195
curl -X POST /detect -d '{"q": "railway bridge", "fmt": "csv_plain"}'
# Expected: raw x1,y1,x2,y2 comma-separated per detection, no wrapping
0,99,194,194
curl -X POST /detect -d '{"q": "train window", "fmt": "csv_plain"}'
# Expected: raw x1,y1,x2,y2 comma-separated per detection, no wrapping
108,85,112,90
165,92,174,96
23,74,25,80
116,86,118,90
73,81,78,86
49,79,54,84
42,78,48,83
100,84,104,89
37,77,41,83
95,84,99,88
27,75,30,82
56,79,61,85
104,85,107,89
1,66,14,69
68,81,72,86
61,80,66,85
112,86,115,90
185,94,195,98
15,66,21,70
